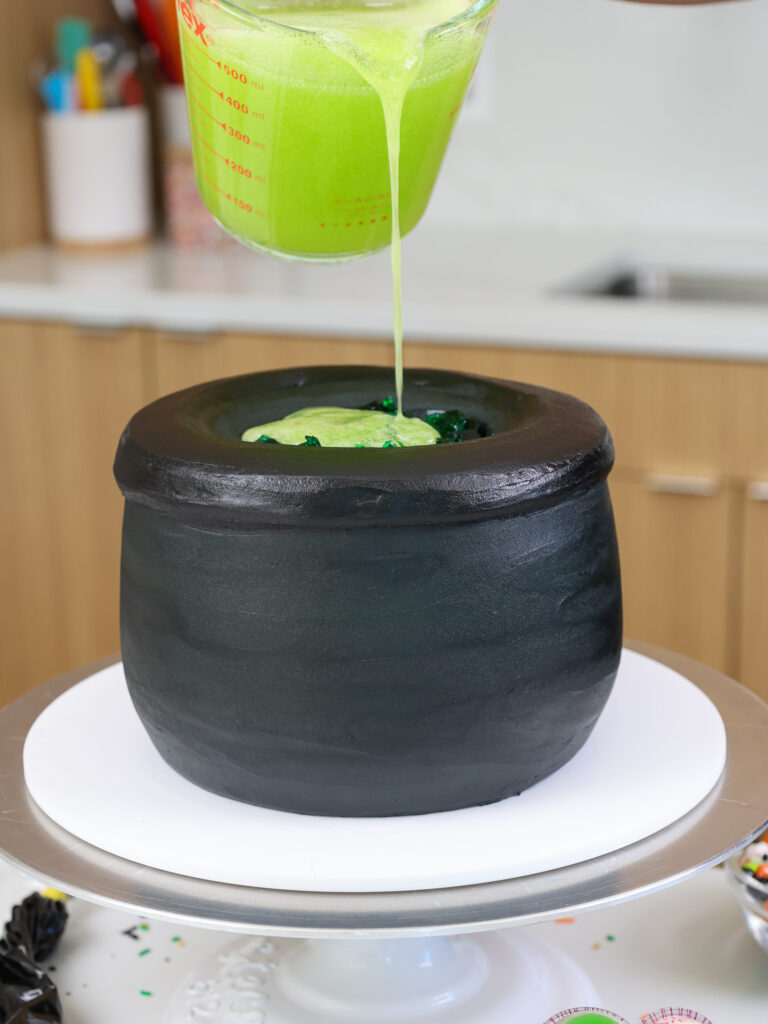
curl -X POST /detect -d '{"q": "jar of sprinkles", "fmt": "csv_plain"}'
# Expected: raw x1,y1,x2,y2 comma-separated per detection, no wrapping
545,1011,631,1024
641,1011,713,1024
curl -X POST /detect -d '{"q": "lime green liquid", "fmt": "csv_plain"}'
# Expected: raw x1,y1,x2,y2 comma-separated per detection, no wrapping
242,406,440,446
180,0,487,431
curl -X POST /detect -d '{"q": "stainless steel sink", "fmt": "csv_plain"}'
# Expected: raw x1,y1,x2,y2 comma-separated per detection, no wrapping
576,266,768,306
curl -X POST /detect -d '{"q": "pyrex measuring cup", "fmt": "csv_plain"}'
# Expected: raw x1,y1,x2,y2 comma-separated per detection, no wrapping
176,0,496,260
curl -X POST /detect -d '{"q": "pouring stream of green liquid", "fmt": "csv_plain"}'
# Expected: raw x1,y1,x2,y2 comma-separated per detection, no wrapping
241,0,474,444
316,18,427,417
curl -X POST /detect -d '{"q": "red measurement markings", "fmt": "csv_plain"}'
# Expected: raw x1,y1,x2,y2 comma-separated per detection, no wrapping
227,161,261,181
190,92,226,129
177,0,210,46
184,33,221,66
226,126,250,143
190,92,255,144
192,126,266,182
189,64,223,99
180,26,266,94
222,64,248,84
189,64,259,116
192,123,226,162
321,219,382,229
200,169,230,200
199,170,265,216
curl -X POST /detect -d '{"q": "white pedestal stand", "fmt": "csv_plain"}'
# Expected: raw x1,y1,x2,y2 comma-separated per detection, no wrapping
165,931,599,1023
0,643,766,1024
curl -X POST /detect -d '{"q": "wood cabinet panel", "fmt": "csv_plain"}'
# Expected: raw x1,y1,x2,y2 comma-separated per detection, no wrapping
610,356,725,476
738,490,768,702
405,343,622,432
0,321,149,705
609,476,737,675
152,332,395,398
722,361,768,481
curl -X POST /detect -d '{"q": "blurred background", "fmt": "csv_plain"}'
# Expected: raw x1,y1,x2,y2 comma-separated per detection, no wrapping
1,0,767,707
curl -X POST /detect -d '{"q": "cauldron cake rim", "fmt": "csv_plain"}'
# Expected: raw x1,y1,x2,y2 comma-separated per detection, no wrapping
114,365,614,528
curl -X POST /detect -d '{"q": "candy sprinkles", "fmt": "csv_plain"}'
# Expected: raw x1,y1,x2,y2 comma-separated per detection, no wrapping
641,1013,714,1024
544,1010,714,1024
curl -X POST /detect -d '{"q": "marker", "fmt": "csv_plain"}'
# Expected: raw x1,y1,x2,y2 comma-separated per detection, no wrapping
75,48,104,111
56,18,92,75
40,70,74,113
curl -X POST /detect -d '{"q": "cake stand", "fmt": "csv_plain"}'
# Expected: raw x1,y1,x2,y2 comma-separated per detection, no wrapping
1,642,766,1024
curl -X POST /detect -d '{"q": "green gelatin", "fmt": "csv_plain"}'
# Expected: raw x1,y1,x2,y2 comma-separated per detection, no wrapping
561,1015,629,1024
178,0,486,260
241,406,441,447
573,1017,623,1024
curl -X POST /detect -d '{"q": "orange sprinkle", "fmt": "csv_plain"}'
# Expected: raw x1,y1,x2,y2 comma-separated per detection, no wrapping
555,917,575,924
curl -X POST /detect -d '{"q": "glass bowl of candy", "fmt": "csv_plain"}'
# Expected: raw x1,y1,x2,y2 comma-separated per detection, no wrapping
726,831,768,954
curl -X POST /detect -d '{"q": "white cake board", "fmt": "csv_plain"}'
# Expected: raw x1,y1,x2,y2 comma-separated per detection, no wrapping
23,649,726,894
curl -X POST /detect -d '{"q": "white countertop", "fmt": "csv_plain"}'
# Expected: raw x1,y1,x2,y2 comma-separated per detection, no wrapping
0,861,765,1023
1,225,767,358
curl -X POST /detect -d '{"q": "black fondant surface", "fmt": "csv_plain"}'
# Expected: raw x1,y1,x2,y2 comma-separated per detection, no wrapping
116,366,622,817
114,366,615,528
121,485,621,817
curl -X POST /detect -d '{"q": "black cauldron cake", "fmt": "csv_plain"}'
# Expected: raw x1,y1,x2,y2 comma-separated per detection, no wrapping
113,365,623,817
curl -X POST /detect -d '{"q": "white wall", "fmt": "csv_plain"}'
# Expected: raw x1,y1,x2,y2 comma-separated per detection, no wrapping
427,0,768,236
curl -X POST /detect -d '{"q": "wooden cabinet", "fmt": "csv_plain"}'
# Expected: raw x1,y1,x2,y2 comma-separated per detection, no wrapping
151,330,396,398
0,321,150,705
739,485,768,702
609,476,738,674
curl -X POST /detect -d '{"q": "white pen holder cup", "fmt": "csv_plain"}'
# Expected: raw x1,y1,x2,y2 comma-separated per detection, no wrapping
42,107,152,247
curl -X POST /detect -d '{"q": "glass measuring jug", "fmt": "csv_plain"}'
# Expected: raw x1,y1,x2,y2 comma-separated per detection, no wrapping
176,0,497,261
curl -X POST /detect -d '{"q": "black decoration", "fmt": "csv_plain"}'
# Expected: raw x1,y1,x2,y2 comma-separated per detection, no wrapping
0,894,68,1024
